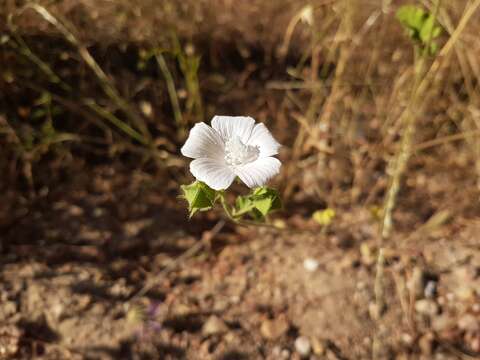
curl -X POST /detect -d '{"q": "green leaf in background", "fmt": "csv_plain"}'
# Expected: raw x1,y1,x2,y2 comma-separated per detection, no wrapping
396,5,442,54
181,181,218,218
312,208,336,226
419,15,442,44
396,5,427,39
234,186,282,220
41,119,56,138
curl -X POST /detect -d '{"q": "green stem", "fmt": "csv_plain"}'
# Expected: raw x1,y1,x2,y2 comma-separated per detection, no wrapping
381,0,441,241
219,194,237,223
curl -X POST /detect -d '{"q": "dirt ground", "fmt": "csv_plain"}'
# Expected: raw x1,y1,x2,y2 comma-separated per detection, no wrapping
2,0,480,359
1,164,479,360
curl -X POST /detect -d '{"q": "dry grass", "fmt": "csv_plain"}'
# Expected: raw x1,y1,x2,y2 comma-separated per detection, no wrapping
1,0,480,357
1,0,480,259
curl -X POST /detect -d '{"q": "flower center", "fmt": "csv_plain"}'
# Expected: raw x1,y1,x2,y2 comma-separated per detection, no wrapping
224,136,260,166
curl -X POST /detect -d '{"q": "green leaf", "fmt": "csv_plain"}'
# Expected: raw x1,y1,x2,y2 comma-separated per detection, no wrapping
396,5,442,54
233,186,282,220
312,208,336,226
234,195,255,216
419,15,442,44
180,181,218,218
396,5,427,40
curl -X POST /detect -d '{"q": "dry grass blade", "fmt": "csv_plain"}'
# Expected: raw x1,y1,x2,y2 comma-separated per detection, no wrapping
11,3,152,145
155,52,185,134
380,0,475,240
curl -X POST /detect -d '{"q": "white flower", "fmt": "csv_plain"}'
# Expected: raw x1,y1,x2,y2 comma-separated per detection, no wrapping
181,116,281,190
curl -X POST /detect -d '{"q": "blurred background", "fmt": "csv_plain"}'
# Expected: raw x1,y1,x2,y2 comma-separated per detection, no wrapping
1,0,480,359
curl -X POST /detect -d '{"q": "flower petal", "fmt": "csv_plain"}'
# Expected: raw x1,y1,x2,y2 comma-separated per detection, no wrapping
247,123,281,157
190,158,236,190
211,116,255,143
181,122,224,160
234,157,281,188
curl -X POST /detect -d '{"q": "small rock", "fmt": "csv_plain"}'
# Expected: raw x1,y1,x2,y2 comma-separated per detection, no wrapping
68,205,84,216
213,298,230,312
311,338,326,355
272,346,282,357
325,349,342,360
424,280,437,299
415,299,439,316
303,258,319,272
139,100,153,117
260,315,289,340
202,315,228,336
224,332,236,343
294,336,311,357
93,207,105,217
280,349,290,359
0,301,17,319
0,325,22,358
400,333,414,346
458,314,479,332
272,346,291,360
432,314,456,332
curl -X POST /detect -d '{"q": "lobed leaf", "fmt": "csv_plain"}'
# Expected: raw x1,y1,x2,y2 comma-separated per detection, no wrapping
181,181,218,218
234,186,282,220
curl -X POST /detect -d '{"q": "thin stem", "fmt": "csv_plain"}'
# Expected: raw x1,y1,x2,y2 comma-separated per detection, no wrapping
155,52,185,133
381,0,442,241
83,100,149,146
219,194,237,223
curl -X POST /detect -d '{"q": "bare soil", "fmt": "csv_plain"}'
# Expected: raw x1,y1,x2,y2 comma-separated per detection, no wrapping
1,165,479,359
2,1,480,359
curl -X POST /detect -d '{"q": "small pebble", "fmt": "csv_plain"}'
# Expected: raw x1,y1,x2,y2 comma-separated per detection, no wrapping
432,314,456,332
280,349,290,359
415,299,439,316
424,280,437,299
311,338,326,355
272,346,282,357
260,316,289,340
303,258,319,272
202,315,228,336
401,333,414,346
295,336,312,357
